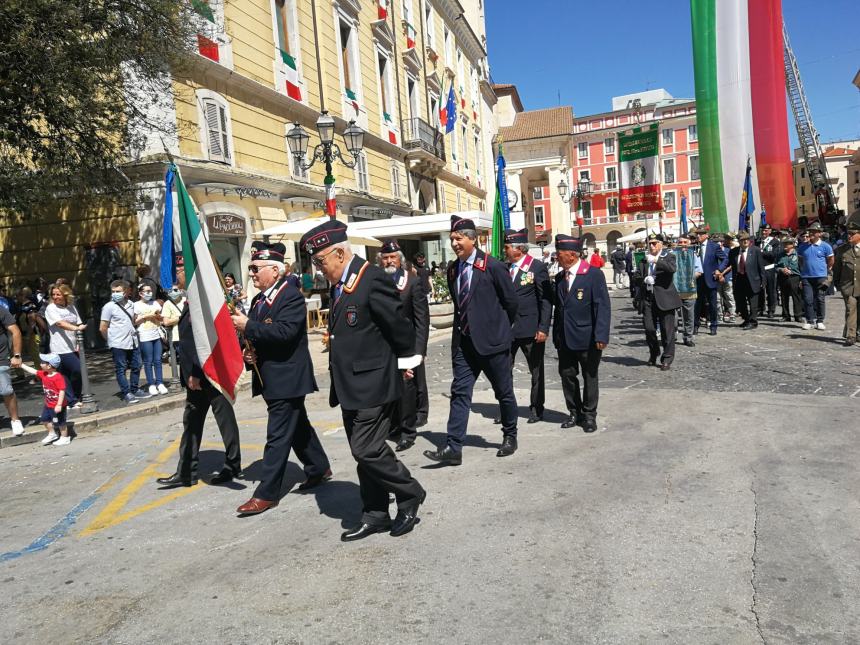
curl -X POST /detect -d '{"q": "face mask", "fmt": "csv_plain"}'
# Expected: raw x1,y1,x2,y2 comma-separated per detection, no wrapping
168,289,183,301
111,292,125,303
141,292,153,302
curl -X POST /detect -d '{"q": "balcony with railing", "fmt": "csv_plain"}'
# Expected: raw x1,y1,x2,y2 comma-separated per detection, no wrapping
402,117,446,175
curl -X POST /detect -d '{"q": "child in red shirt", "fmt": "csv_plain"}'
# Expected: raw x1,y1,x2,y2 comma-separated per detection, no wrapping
20,353,70,446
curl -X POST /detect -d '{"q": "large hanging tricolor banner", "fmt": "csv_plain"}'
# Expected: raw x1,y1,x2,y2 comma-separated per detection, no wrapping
690,0,795,232
174,167,244,402
618,124,662,215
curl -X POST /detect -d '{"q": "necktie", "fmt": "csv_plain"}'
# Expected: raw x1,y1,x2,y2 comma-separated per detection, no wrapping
562,270,570,298
739,252,746,276
510,264,517,281
458,261,471,334
699,243,705,260
333,281,344,306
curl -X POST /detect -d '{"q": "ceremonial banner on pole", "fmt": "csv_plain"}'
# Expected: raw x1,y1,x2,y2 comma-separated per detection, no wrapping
618,124,661,215
175,167,244,402
159,167,176,290
496,145,511,229
324,174,336,217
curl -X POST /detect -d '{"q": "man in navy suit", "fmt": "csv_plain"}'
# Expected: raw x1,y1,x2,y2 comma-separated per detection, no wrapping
694,227,729,335
502,228,552,423
725,230,768,329
230,241,331,516
552,235,610,433
424,216,519,465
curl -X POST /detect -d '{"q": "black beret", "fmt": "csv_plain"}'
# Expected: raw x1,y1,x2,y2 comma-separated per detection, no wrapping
451,215,476,232
555,234,583,252
300,219,348,254
380,240,401,254
504,228,528,244
251,241,286,262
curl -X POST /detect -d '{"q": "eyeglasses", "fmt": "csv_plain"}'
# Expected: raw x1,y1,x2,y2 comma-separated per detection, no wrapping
648,241,660,245
311,248,340,268
247,264,275,274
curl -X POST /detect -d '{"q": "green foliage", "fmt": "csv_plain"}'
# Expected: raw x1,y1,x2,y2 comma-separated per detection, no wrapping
0,0,197,215
431,272,450,302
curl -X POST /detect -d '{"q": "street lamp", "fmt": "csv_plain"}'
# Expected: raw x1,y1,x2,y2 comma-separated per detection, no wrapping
286,110,364,217
558,177,593,236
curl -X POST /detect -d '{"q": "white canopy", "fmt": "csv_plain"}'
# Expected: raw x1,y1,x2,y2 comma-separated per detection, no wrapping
254,217,382,247
349,211,493,238
616,224,686,243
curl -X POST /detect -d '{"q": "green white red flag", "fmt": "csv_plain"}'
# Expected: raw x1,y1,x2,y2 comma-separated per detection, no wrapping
618,124,662,214
174,167,244,402
324,174,336,217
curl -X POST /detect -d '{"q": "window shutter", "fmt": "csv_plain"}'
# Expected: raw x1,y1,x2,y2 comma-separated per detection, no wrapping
218,104,231,161
202,99,225,162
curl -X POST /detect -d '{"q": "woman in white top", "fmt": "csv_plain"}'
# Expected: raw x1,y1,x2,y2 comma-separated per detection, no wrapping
133,284,167,395
44,284,87,408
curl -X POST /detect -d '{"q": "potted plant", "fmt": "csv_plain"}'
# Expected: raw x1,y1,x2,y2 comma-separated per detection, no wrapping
428,273,454,329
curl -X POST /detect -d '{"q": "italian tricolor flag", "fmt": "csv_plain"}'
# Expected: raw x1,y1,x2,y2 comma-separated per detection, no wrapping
280,50,302,101
175,168,244,402
377,0,388,20
324,174,337,217
691,0,795,232
618,124,662,214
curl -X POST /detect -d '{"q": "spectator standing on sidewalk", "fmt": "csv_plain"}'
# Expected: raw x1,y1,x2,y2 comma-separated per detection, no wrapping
1,306,25,436
15,287,40,371
610,246,627,288
18,353,71,446
223,273,246,314
798,222,834,330
673,234,702,347
100,280,149,403
44,284,86,409
775,237,803,322
135,264,166,302
134,283,167,396
832,221,860,346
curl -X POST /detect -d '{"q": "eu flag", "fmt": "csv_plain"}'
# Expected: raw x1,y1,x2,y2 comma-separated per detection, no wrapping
444,84,456,134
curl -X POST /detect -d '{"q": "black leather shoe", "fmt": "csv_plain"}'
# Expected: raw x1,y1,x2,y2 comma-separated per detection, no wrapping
709,328,717,336
660,363,671,371
210,468,241,485
740,322,751,330
582,421,598,433
493,416,502,424
341,523,391,542
684,339,695,347
297,468,333,491
156,473,197,488
415,416,428,428
395,438,415,452
496,436,517,457
647,358,657,367
423,446,462,466
526,412,542,424
749,322,758,329
390,491,426,537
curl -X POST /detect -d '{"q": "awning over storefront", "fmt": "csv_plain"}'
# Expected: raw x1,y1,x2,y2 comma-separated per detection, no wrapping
349,211,493,239
254,217,383,247
616,224,684,243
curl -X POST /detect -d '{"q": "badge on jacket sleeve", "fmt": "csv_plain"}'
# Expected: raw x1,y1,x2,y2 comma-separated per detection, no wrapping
346,305,358,326
576,289,584,300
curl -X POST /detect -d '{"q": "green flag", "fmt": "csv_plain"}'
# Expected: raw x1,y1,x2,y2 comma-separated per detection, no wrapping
491,184,504,260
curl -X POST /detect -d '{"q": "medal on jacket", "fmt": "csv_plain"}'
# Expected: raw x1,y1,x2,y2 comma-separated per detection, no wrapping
576,289,584,300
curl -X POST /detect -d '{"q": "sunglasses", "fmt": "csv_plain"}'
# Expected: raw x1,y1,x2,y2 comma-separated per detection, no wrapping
247,264,274,274
648,241,660,245
311,247,339,268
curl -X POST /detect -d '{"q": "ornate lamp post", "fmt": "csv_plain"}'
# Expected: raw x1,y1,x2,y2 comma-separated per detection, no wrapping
286,111,364,218
558,178,593,236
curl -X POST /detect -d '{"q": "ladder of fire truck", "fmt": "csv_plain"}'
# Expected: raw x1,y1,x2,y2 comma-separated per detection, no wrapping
783,20,836,221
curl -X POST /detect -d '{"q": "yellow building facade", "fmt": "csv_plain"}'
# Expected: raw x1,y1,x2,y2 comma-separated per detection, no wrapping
1,0,497,312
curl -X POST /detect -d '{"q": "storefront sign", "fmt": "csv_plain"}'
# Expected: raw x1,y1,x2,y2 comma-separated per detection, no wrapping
206,214,246,237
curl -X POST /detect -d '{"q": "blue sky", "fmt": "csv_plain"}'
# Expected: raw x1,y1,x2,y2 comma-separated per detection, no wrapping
485,0,860,147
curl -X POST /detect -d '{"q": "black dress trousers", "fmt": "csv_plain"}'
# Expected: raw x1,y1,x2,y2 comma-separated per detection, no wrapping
254,396,330,502
510,337,546,414
392,373,418,442
342,402,425,526
642,294,677,365
176,379,242,480
734,276,759,324
414,361,429,421
557,345,602,423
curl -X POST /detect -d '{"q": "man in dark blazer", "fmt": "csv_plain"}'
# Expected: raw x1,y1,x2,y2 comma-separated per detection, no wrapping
156,254,242,489
755,224,782,317
424,216,519,465
230,241,332,515
301,220,425,542
379,239,429,452
635,233,682,370
694,227,729,335
552,235,610,433
502,228,552,423
726,231,768,329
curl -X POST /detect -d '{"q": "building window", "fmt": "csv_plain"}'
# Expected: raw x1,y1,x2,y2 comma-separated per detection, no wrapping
461,124,468,172
440,184,446,209
607,198,618,222
197,90,232,164
605,166,617,190
377,50,395,123
424,1,435,50
801,204,806,214
801,185,805,197
690,188,702,209
662,128,674,146
801,167,806,179
689,154,700,181
429,93,439,130
532,186,543,200
663,191,676,212
581,201,592,224
578,142,588,159
579,170,590,182
456,190,462,210
473,134,482,177
355,153,369,191
337,17,361,107
443,26,452,68
534,205,545,227
391,162,402,198
604,137,615,155
688,124,698,142
663,158,675,184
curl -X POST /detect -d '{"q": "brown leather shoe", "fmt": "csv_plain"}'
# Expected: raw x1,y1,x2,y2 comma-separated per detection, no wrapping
236,498,278,515
297,468,333,491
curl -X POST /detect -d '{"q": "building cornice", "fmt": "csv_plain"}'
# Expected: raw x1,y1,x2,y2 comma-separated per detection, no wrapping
430,0,486,64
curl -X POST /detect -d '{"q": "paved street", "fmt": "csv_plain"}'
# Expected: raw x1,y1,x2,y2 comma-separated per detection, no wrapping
2,291,859,643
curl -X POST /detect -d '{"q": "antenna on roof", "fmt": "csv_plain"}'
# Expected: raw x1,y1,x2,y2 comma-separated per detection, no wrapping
557,89,561,105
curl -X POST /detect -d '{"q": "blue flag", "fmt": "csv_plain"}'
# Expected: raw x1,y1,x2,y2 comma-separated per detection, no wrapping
738,159,755,232
444,84,456,134
680,195,688,235
760,203,767,230
160,167,176,289
496,146,510,228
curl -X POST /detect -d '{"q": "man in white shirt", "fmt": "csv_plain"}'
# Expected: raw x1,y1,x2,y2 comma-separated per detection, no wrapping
99,280,148,403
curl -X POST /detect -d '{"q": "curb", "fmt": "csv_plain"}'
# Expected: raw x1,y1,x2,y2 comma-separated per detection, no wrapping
0,379,252,450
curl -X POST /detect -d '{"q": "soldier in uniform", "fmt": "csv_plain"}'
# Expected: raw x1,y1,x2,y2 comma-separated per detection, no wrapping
300,220,426,541
378,240,429,452
755,224,782,317
635,233,682,370
500,228,552,423
552,235,610,432
230,242,332,515
424,216,519,465
156,254,242,489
